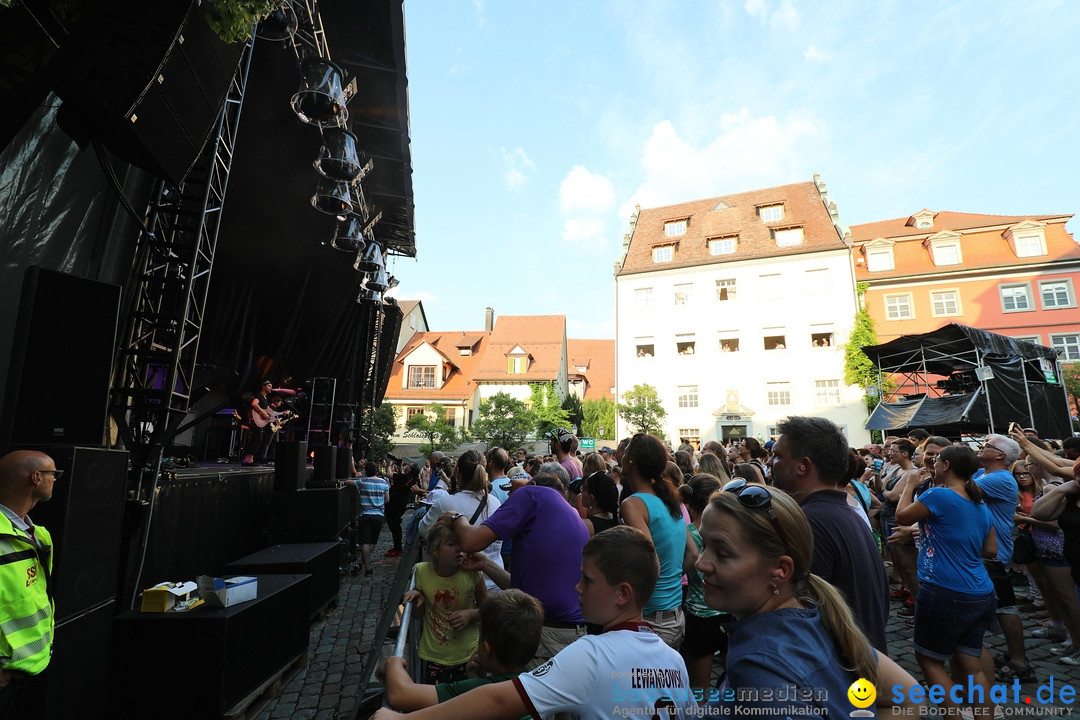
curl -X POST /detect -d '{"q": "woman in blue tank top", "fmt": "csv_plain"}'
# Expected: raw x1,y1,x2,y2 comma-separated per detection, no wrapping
620,433,696,649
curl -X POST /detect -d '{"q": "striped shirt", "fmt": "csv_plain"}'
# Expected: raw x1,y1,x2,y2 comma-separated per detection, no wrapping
357,475,389,516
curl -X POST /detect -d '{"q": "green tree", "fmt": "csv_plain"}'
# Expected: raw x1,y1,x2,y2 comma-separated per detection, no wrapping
361,404,398,462
529,382,570,439
1063,362,1080,426
561,394,584,435
405,403,460,455
581,397,616,440
471,392,534,451
618,384,667,436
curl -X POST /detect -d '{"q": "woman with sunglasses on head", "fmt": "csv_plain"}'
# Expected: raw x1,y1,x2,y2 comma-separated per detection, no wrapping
696,479,918,715
620,433,698,649
894,445,998,716
579,470,620,536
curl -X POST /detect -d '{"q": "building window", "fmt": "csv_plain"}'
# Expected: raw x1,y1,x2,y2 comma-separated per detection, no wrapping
931,290,961,317
652,245,674,263
774,227,804,247
507,356,529,373
676,334,696,355
884,293,914,320
636,339,654,358
759,204,784,223
814,379,842,406
674,283,694,306
406,407,423,421
1051,334,1080,362
444,408,456,427
677,429,700,450
716,278,737,301
1014,335,1041,347
709,237,737,255
764,333,787,350
407,365,437,389
767,382,791,406
804,268,830,294
759,273,782,299
634,287,653,309
1015,234,1046,257
931,241,962,266
1040,279,1075,309
664,220,687,237
999,283,1033,313
917,218,933,229
811,332,833,348
867,247,894,272
719,336,740,352
677,385,699,408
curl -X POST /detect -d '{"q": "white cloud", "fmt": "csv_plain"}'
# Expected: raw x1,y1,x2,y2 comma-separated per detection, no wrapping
501,147,535,191
474,1,490,30
804,45,829,63
618,112,824,220
743,0,798,30
558,165,616,246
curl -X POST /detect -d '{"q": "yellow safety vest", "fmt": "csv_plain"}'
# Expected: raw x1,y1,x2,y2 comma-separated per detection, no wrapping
0,513,54,675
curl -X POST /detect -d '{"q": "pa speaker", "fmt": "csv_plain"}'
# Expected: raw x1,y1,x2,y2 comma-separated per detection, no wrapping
45,0,243,184
336,446,354,479
0,268,120,450
273,441,307,493
26,447,128,623
312,446,337,485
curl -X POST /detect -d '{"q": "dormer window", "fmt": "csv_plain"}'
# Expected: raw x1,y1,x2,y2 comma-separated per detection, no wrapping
709,236,737,255
928,233,963,266
652,245,674,263
910,210,936,230
507,345,530,374
865,241,895,272
664,220,687,237
408,365,437,389
773,227,804,247
1003,222,1048,258
759,204,784,223
459,348,472,356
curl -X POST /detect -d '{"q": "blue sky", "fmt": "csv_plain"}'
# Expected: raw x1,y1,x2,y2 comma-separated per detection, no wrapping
385,0,1080,339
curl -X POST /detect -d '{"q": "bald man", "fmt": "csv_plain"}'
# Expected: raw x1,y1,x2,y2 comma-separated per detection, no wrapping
0,450,59,714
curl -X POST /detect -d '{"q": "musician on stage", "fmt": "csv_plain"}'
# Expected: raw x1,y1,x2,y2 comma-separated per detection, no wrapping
241,380,273,466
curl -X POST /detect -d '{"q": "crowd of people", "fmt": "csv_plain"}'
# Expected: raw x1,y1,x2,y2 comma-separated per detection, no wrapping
337,419,1080,719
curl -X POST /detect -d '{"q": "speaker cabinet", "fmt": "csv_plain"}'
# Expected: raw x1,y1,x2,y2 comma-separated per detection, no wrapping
26,446,128,623
273,440,307,493
267,487,353,544
312,445,337,485
0,268,120,450
336,446,353,479
226,543,340,620
46,0,243,184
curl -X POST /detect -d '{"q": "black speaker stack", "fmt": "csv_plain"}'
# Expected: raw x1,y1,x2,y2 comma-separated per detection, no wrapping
273,440,308,493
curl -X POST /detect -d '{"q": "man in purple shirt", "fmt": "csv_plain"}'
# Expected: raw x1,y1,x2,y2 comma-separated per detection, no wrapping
449,477,590,667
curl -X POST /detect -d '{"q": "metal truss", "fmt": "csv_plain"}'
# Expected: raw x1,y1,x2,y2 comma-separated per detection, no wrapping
110,39,256,481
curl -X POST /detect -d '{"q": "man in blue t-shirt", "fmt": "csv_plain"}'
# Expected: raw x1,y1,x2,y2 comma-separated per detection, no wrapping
974,433,1032,683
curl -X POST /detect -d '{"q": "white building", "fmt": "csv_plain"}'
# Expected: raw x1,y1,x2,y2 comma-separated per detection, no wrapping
614,176,871,447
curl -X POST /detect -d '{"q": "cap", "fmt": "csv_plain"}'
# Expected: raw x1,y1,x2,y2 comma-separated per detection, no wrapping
600,446,613,454
763,440,775,451
261,380,273,387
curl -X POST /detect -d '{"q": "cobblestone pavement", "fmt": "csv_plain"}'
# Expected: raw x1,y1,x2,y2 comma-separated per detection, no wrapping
258,518,1080,719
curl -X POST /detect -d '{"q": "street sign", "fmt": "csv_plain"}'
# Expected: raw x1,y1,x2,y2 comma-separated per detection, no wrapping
580,438,596,450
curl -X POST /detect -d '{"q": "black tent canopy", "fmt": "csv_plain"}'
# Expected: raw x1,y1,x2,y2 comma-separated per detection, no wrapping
862,323,1072,438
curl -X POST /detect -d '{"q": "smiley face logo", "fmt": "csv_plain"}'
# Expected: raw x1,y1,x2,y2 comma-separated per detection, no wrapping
847,678,876,709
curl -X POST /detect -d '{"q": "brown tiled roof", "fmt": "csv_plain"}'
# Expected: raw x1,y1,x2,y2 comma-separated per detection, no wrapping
383,331,488,402
473,315,566,382
568,339,615,401
850,211,1070,243
851,212,1079,281
617,181,846,276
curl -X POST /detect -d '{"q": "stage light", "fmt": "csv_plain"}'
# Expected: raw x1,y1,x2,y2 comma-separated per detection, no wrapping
314,128,362,181
365,265,390,293
356,284,383,303
311,177,352,218
256,1,297,41
331,215,366,253
354,240,384,273
291,57,348,127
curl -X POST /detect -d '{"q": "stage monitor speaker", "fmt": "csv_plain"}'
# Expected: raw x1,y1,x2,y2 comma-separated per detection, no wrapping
26,447,128,623
274,441,307,493
45,0,243,184
312,446,337,485
0,268,120,451
226,543,340,621
336,446,353,478
267,487,352,544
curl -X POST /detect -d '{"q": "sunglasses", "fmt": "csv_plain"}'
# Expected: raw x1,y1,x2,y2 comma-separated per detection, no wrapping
981,442,1006,455
722,478,790,550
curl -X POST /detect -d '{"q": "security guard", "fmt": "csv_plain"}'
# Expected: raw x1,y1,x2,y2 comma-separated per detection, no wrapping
0,450,57,716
